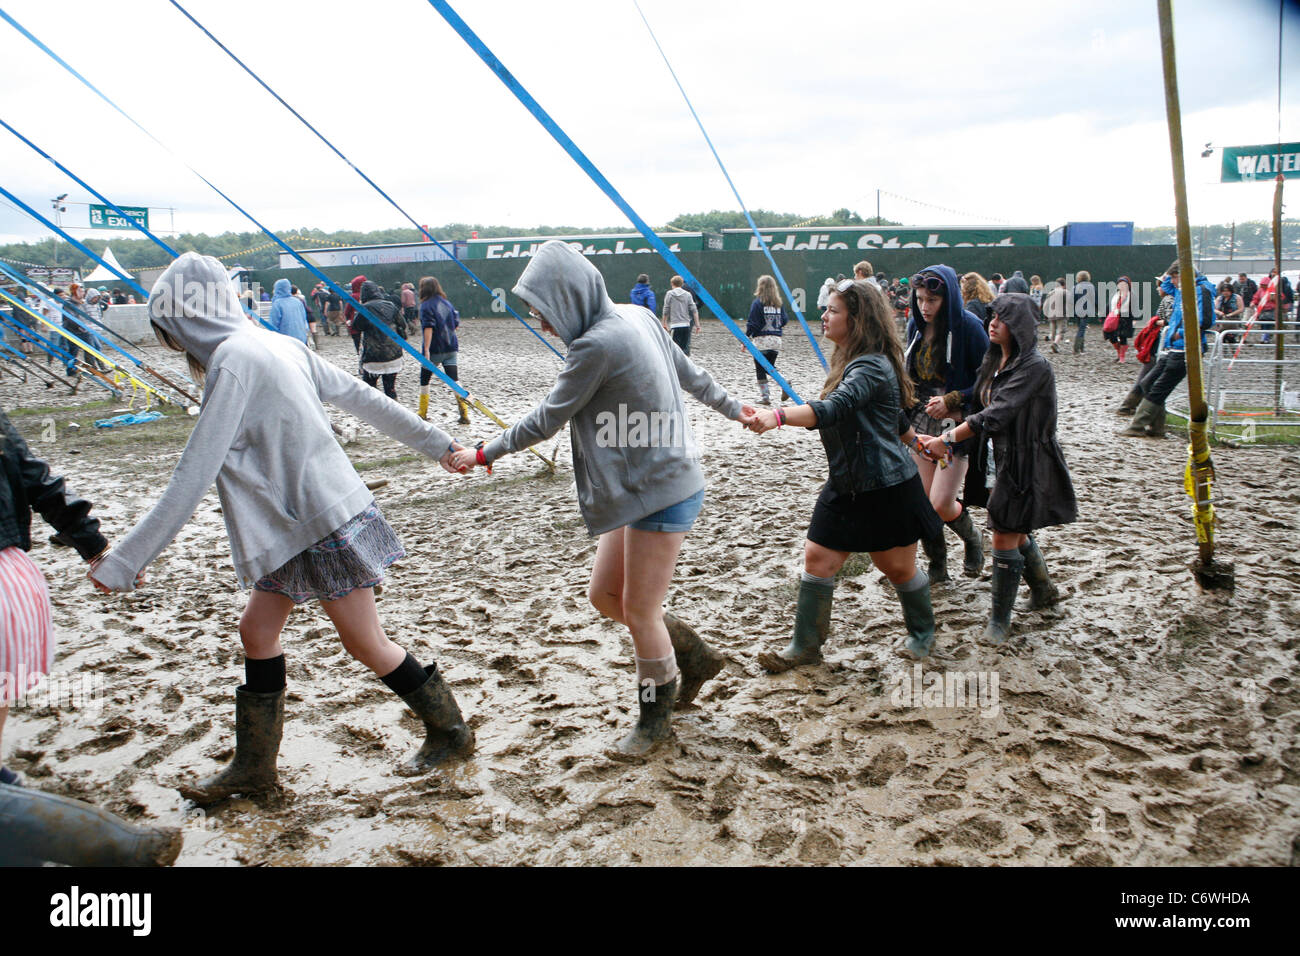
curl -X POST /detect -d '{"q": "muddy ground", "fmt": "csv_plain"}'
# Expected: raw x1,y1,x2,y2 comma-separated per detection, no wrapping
3,318,1298,866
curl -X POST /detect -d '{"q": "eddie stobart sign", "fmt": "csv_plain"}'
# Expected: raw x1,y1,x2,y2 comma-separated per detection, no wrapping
720,226,1049,251
464,232,718,259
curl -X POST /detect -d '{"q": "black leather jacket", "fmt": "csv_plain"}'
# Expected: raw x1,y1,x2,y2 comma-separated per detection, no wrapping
808,354,916,494
0,410,107,560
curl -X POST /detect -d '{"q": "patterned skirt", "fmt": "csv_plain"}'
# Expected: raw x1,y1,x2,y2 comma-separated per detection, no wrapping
0,546,53,704
254,504,405,604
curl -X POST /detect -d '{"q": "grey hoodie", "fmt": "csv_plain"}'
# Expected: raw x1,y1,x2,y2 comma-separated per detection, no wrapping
661,286,698,329
484,241,743,536
91,252,455,591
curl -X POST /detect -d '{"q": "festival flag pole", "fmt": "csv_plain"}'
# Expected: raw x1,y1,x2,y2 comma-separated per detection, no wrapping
1271,171,1284,413
1156,0,1234,590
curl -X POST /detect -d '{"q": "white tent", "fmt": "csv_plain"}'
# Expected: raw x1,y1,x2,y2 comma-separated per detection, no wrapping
83,245,133,283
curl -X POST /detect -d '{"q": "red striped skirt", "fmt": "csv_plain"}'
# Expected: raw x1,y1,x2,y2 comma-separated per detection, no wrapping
0,546,53,704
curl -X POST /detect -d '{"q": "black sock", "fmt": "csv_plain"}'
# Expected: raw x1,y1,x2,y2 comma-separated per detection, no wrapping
381,652,429,696
244,654,286,693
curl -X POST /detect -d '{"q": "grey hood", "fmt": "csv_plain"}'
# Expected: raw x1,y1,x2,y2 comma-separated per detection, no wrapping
991,292,1039,356
512,240,619,346
148,251,252,366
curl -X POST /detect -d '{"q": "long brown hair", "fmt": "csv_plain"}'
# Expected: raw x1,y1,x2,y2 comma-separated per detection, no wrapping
820,280,914,408
419,276,443,301
754,275,781,309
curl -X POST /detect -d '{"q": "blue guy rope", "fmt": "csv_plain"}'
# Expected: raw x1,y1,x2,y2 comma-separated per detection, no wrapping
0,257,170,384
0,10,471,406
166,0,564,362
0,300,78,368
632,0,827,370
0,299,119,396
424,0,805,404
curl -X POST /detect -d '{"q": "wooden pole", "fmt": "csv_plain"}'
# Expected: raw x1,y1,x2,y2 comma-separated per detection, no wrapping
1156,0,1233,589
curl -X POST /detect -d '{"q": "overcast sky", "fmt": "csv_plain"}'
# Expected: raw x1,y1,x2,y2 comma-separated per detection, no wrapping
1,0,1296,248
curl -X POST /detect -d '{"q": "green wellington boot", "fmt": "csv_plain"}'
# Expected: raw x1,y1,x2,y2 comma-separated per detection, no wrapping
920,533,950,583
0,784,183,866
1019,535,1060,610
945,508,985,577
983,551,1025,644
663,611,725,709
1145,403,1167,438
609,677,679,760
177,685,283,805
396,663,476,775
1115,385,1143,415
758,575,834,673
1119,398,1160,436
895,576,937,660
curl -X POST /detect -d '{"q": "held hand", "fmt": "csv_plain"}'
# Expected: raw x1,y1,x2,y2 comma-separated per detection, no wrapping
924,395,948,419
750,409,781,434
440,441,469,474
918,434,950,462
736,403,759,429
88,550,146,593
448,447,479,473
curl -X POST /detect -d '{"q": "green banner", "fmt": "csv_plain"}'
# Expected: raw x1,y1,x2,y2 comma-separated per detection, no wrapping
719,227,1048,251
464,232,714,259
88,204,149,230
1220,143,1300,183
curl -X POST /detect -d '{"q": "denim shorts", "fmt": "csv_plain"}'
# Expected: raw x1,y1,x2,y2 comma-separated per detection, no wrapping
629,489,705,533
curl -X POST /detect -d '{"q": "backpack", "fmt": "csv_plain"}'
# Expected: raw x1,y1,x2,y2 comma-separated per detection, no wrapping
1134,317,1161,363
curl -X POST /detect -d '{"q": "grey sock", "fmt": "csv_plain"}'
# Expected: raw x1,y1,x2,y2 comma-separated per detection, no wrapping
896,568,929,592
993,548,1021,562
800,570,835,587
634,652,679,686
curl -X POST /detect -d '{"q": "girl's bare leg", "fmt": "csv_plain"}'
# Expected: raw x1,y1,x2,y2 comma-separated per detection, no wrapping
319,587,406,676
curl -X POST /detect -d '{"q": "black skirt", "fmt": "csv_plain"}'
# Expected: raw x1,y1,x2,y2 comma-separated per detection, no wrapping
806,473,942,553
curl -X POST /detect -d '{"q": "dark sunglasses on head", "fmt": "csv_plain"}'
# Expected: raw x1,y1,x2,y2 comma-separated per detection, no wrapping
910,273,945,293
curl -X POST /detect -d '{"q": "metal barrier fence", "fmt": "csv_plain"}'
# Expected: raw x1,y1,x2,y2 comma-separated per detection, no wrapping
1171,315,1300,440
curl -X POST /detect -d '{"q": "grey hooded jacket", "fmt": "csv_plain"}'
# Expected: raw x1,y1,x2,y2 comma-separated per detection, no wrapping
483,241,743,536
91,252,454,591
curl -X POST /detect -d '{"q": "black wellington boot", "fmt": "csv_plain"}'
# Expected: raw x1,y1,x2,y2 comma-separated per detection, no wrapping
983,551,1025,644
0,784,183,866
608,677,678,760
396,664,476,775
921,533,950,583
1019,535,1060,610
176,686,283,805
758,575,833,673
663,611,724,709
945,507,985,577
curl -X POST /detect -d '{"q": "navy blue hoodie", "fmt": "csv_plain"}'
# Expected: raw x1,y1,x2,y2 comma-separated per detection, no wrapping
905,263,990,402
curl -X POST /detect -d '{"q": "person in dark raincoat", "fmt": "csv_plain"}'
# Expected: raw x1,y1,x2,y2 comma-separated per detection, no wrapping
919,292,1076,644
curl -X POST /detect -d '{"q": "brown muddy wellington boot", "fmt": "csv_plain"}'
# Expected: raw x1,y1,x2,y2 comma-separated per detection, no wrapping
663,611,725,709
396,664,475,775
177,685,283,805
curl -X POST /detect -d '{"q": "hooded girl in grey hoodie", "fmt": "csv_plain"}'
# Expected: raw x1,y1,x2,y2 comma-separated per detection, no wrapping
452,241,756,758
90,253,477,802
